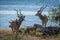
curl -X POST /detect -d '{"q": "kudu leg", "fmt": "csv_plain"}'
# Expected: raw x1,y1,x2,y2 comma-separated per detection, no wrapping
42,22,45,27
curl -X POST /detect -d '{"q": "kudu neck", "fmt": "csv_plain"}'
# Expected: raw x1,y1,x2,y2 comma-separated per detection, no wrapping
38,13,45,20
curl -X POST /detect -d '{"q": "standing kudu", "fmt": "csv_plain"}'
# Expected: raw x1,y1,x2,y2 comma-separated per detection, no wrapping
35,6,48,27
9,9,25,33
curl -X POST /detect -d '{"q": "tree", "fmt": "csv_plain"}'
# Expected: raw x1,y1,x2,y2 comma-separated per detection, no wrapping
48,4,60,26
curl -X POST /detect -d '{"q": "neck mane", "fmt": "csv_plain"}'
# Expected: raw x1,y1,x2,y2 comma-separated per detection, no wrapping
18,18,23,26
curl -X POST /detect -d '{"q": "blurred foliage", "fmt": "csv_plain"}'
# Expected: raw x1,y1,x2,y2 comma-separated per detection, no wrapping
48,4,60,25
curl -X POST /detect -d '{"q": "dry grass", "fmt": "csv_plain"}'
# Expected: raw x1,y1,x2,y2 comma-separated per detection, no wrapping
0,28,59,40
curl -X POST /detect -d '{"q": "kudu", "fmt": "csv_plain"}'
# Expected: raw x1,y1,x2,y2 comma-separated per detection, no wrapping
25,26,37,35
25,24,42,35
35,6,48,27
9,9,25,33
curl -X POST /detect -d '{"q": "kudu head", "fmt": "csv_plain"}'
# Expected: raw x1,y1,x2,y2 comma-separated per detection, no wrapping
15,9,25,22
19,15,25,22
35,6,46,16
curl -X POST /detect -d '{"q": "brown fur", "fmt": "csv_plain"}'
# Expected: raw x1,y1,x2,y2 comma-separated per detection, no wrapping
9,10,25,33
35,6,48,27
25,24,41,34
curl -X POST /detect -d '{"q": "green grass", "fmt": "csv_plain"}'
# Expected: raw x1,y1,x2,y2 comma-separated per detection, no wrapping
57,34,60,40
0,34,12,40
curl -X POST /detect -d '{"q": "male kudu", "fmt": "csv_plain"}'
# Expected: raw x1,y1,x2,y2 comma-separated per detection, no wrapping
9,9,25,33
35,6,48,27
